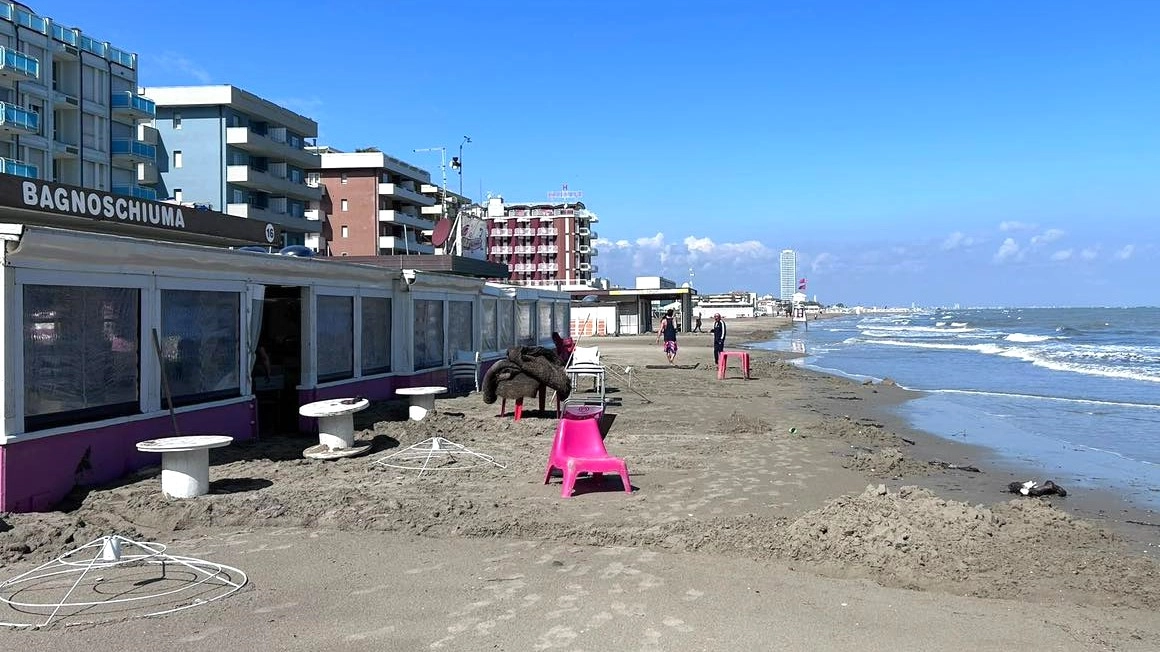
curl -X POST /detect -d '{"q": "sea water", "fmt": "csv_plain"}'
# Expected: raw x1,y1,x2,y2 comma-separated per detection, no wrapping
752,307,1160,508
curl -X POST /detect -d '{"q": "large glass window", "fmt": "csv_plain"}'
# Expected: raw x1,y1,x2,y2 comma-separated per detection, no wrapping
517,301,535,346
448,300,473,356
160,290,240,406
538,302,552,343
553,302,570,336
498,299,515,350
362,296,392,375
414,299,445,370
24,285,141,430
481,298,497,352
317,295,354,382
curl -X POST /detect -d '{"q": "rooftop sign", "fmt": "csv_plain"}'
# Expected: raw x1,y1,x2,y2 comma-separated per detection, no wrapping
0,176,280,246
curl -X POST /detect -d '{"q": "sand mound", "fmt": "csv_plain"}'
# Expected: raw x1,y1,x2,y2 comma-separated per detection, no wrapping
717,412,771,434
843,447,933,478
778,485,1160,607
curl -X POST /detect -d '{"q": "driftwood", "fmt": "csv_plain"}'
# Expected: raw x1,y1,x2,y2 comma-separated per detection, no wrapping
482,346,571,405
929,459,981,473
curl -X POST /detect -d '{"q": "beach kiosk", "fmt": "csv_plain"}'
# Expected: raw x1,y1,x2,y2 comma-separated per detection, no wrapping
0,179,573,512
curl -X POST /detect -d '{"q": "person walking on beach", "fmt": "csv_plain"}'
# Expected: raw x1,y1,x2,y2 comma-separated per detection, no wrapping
711,313,727,365
656,309,679,365
693,314,703,333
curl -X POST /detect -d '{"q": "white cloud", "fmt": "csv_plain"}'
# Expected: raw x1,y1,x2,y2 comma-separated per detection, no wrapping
941,231,977,250
999,221,1036,232
635,233,666,248
1080,247,1099,260
994,238,1022,263
1114,245,1135,260
684,236,715,253
1050,249,1073,261
1030,228,1065,246
811,252,834,273
151,52,212,83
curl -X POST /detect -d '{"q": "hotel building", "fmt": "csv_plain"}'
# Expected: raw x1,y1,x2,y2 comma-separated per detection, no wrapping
0,2,155,197
309,146,467,256
138,85,321,246
779,248,798,300
483,196,600,287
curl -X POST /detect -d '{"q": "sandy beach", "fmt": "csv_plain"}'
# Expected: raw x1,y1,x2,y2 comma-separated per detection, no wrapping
1,319,1158,650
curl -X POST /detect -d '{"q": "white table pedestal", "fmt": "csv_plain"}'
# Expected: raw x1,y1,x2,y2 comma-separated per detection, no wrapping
395,387,448,422
161,447,211,498
317,413,356,449
298,398,371,451
136,435,234,499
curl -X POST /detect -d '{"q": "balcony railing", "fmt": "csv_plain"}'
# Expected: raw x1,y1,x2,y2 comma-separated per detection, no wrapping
14,7,47,33
0,46,40,80
108,47,134,68
111,138,156,160
112,185,158,201
111,91,156,117
0,157,38,179
79,35,106,57
51,23,79,46
0,102,40,132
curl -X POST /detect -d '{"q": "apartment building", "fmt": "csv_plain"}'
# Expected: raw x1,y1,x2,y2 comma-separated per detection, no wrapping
311,146,463,256
483,196,599,287
139,85,321,246
0,2,155,197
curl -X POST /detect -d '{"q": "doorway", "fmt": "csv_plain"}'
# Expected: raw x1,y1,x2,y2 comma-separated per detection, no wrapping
254,286,302,435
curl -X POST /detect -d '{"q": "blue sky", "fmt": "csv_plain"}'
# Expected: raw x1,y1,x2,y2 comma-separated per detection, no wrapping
43,0,1160,307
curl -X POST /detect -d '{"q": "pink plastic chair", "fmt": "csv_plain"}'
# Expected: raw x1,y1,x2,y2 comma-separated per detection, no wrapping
543,415,632,498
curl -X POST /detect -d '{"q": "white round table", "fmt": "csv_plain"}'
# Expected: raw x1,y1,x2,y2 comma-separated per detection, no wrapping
395,386,448,421
298,398,370,450
136,435,234,498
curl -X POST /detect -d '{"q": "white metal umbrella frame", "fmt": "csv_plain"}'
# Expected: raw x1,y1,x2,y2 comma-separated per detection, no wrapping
369,436,506,476
0,534,248,629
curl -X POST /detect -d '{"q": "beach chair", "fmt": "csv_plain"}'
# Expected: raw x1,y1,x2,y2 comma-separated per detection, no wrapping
449,350,481,393
543,410,630,498
564,345,606,405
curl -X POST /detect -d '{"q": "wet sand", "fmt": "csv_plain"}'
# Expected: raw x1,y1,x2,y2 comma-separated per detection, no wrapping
1,319,1157,650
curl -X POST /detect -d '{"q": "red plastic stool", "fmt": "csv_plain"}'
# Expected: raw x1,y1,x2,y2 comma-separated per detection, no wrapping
717,351,751,380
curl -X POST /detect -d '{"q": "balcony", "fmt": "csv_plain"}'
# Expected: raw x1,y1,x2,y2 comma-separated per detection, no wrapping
537,263,559,273
536,245,558,254
377,209,432,230
0,102,39,135
228,203,284,223
138,160,158,185
0,48,39,83
514,245,536,255
111,138,156,165
225,127,319,169
111,91,156,120
536,228,558,236
227,165,322,201
377,182,435,207
491,245,513,255
513,228,536,237
305,208,326,222
112,185,158,201
421,204,445,216
490,228,513,238
0,157,38,179
378,236,433,255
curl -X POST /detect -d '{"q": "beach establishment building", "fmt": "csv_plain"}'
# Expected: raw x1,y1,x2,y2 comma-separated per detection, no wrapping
567,276,696,336
1,3,155,198
0,176,569,513
137,84,322,247
693,291,758,319
484,195,599,288
308,146,469,257
779,248,797,300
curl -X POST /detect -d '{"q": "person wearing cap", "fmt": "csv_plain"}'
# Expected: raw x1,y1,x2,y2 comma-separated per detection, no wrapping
711,313,727,365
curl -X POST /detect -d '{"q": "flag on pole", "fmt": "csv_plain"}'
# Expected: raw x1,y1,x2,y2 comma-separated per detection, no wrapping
798,278,807,291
